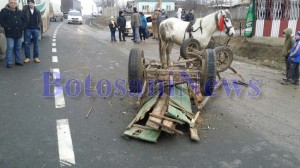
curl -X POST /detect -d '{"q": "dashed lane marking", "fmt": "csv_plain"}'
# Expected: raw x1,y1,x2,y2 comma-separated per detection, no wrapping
54,86,65,108
52,68,61,80
56,119,75,166
52,56,58,63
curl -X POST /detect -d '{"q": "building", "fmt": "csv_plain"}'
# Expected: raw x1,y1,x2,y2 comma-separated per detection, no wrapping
134,0,176,13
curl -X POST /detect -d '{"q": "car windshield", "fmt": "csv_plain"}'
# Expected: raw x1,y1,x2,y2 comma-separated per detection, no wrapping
69,12,81,16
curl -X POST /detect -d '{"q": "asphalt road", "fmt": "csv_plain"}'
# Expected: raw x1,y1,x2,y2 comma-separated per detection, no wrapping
0,18,299,168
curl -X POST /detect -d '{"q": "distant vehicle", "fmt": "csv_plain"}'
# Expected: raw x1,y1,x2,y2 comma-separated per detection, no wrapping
50,11,64,22
125,15,152,36
92,11,101,17
67,10,83,24
61,0,82,15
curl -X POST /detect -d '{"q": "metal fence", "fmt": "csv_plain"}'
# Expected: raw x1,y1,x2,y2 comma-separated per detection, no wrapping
256,0,300,20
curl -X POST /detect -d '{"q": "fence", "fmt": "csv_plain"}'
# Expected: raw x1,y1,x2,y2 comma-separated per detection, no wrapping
255,0,300,37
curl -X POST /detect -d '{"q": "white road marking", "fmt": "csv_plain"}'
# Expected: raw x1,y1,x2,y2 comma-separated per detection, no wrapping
53,36,56,39
52,43,56,47
52,56,58,63
52,48,57,52
54,86,65,108
56,119,75,166
53,39,56,42
54,33,56,36
53,68,61,80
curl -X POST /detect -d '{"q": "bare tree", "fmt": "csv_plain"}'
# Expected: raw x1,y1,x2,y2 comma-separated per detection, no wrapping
180,0,198,10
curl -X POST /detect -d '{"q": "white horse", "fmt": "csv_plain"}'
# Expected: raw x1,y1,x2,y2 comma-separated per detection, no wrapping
159,10,235,68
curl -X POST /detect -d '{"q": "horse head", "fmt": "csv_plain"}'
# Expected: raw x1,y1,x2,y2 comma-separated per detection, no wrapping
216,10,235,36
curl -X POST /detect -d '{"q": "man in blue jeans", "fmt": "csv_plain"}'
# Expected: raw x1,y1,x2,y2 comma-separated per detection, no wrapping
23,0,42,63
0,0,25,68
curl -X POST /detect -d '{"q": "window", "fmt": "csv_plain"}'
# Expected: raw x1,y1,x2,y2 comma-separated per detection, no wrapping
142,5,149,11
166,5,171,11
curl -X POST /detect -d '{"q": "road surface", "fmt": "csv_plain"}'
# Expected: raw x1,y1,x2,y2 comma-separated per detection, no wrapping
0,18,299,167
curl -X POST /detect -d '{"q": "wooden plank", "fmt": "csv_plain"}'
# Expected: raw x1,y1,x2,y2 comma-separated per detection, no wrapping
124,125,161,143
161,120,175,134
127,95,158,129
190,111,200,128
146,96,168,129
149,119,183,135
149,113,185,125
170,84,193,114
190,128,200,142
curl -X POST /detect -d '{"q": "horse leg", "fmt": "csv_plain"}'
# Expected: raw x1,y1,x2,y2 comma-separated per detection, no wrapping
166,42,174,66
159,40,168,68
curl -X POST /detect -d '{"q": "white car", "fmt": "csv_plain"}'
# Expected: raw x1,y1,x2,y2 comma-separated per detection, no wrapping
67,10,83,25
125,15,152,36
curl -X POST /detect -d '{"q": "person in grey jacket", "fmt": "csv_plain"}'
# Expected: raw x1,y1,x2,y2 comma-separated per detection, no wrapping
131,7,141,43
157,9,168,40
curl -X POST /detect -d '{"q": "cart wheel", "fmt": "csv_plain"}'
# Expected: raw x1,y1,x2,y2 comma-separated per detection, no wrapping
215,46,233,72
180,38,202,59
201,49,217,96
128,48,145,93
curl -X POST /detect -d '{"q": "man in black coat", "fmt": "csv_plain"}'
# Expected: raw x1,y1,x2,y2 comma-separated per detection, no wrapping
117,11,126,41
0,0,25,68
186,9,195,22
23,0,42,64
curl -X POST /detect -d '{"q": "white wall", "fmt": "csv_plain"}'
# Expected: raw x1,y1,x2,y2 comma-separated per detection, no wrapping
137,2,175,13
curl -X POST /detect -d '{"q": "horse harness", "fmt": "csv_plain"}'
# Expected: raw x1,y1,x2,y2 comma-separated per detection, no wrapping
183,11,232,41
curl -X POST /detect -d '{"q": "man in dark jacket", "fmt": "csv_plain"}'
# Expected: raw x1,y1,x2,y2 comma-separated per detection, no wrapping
186,9,195,22
117,11,126,41
0,0,25,68
181,9,187,21
23,0,42,64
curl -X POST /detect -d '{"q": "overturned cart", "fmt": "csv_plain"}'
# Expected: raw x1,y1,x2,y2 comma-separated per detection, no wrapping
124,39,235,142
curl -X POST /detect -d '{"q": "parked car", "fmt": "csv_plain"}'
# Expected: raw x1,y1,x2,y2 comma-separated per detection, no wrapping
125,14,152,36
67,10,83,24
50,11,64,22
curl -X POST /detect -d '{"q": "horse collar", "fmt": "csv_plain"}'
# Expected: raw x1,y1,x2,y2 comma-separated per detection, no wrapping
215,12,225,31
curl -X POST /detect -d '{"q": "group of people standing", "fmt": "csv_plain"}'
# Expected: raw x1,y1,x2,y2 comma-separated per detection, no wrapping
109,7,195,43
109,7,149,43
109,11,126,42
175,8,195,22
0,0,42,68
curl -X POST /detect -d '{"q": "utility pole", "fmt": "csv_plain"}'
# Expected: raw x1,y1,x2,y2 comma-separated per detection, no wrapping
158,0,162,9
